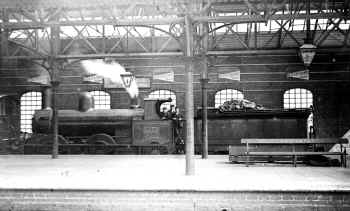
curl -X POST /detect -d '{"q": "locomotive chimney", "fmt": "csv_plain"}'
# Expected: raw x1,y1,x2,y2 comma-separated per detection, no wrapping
130,96,140,109
78,92,94,112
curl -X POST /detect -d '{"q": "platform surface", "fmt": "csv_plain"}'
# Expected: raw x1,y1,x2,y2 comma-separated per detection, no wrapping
0,155,350,192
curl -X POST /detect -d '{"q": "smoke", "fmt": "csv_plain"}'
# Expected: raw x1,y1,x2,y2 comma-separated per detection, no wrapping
81,60,139,98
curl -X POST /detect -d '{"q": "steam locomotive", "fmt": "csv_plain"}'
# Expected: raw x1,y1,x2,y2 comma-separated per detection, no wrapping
26,93,176,154
25,92,310,154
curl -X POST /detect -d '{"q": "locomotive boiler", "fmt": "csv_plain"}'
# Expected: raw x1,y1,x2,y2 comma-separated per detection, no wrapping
26,93,175,154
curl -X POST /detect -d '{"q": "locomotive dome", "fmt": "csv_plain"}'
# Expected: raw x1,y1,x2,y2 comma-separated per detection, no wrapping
78,92,94,112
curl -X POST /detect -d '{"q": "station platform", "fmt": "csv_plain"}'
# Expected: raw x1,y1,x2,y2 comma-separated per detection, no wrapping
0,155,349,210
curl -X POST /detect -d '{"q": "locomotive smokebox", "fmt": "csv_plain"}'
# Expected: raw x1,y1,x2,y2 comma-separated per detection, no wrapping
78,92,94,112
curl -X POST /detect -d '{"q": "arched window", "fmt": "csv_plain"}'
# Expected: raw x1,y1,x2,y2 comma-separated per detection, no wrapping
89,91,111,109
215,89,244,108
283,88,313,109
20,92,42,133
147,90,176,110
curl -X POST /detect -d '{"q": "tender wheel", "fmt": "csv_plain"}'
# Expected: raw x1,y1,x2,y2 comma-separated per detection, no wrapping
87,134,116,154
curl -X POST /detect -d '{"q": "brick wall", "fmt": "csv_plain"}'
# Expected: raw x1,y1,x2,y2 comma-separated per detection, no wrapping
0,190,349,211
1,53,350,140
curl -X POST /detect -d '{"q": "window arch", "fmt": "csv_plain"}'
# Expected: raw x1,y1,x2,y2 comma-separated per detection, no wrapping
89,91,111,109
20,92,42,133
283,88,313,109
215,89,244,108
147,90,176,110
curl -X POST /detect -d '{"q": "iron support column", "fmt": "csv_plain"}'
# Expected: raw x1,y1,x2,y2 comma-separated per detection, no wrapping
185,15,195,175
199,6,209,159
50,14,61,159
200,78,209,159
51,80,59,158
42,87,53,109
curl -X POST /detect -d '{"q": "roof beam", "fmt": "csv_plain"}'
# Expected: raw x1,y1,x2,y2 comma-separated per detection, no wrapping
0,0,185,9
1,12,348,30
0,17,185,30
194,13,348,23
4,47,350,60
0,0,345,10
207,47,350,55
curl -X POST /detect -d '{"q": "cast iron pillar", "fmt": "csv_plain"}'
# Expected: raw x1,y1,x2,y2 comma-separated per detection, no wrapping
199,5,209,159
185,15,195,175
50,13,61,158
200,78,209,159
42,87,52,109
51,80,60,159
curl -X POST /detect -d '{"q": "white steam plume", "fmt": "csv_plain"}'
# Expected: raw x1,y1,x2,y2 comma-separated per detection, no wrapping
81,60,138,98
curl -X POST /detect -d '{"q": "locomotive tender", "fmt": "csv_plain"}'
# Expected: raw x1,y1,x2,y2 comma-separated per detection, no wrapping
26,92,310,154
195,108,310,154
